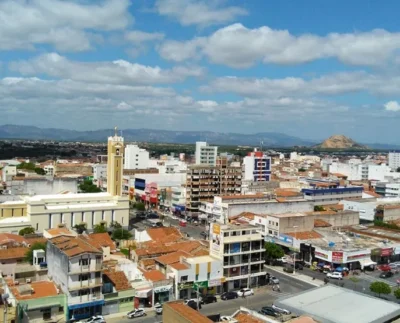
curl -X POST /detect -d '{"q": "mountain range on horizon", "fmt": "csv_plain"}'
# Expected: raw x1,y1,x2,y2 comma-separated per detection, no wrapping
0,124,398,149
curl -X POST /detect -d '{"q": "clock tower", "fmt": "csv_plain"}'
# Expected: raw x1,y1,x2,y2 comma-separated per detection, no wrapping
107,126,124,196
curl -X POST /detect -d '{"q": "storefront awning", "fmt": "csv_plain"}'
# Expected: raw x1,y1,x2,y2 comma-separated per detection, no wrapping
135,288,152,298
359,258,377,269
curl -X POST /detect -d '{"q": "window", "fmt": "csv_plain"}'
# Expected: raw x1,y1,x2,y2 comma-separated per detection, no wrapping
195,274,199,281
79,273,89,281
224,232,229,237
79,259,89,266
275,222,278,226
268,230,273,234
181,276,188,282
207,272,210,280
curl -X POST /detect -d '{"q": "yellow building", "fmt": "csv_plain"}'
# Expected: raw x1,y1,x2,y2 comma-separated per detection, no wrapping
0,127,129,233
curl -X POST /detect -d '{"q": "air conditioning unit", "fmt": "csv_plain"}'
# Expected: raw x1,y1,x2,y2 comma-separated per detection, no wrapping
26,279,31,283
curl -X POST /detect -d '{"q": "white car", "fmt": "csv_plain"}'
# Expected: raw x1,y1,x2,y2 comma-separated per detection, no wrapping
236,288,254,297
80,316,105,323
127,308,146,319
154,303,163,315
327,272,343,280
272,304,291,315
184,298,197,304
278,257,289,263
270,276,280,284
220,316,233,321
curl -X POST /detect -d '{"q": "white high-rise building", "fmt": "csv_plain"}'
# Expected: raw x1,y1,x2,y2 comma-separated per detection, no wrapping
195,141,218,166
243,150,271,181
389,152,400,170
124,144,149,169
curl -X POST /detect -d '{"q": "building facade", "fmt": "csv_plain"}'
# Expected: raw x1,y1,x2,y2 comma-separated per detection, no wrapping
124,144,150,170
243,151,271,182
195,142,218,166
107,128,124,196
302,184,363,205
389,151,400,170
209,223,266,291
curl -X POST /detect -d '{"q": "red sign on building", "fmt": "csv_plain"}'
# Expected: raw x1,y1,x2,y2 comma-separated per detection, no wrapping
381,248,393,257
332,251,343,263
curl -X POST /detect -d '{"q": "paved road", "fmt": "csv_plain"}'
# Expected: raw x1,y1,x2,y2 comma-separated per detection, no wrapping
107,271,314,323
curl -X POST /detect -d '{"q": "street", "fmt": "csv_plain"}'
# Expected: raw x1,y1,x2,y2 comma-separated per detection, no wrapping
107,271,315,323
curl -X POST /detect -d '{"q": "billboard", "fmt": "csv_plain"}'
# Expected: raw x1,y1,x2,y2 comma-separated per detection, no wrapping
211,223,221,254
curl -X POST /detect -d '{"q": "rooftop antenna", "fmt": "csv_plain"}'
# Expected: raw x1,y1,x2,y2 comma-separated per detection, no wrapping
260,140,264,152
114,126,118,137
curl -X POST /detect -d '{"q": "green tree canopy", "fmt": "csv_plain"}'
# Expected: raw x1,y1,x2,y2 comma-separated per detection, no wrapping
25,242,47,265
74,223,87,234
370,281,391,297
79,180,101,193
110,221,122,229
133,202,145,211
34,167,46,175
112,228,132,240
298,168,306,172
314,205,325,212
265,242,284,261
93,223,107,234
19,227,35,236
394,288,400,299
17,162,36,170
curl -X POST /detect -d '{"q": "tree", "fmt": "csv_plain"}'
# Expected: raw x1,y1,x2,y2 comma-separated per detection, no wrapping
25,242,47,265
19,227,35,236
93,223,107,234
74,223,87,234
265,242,284,263
110,221,122,229
370,281,391,297
298,168,306,172
112,228,132,240
79,179,101,193
17,162,36,171
134,202,145,211
34,167,46,175
314,205,325,212
394,288,400,299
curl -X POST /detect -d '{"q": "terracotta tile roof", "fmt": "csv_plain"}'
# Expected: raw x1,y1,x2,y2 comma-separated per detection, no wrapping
314,219,332,227
146,227,183,243
139,258,156,269
276,197,286,202
50,235,101,257
0,233,26,246
275,189,302,197
191,248,209,257
288,316,319,323
83,233,116,251
220,194,265,200
25,237,47,245
165,301,213,323
286,231,322,240
156,251,191,265
169,262,190,270
46,227,74,237
229,212,257,220
234,312,264,323
103,270,131,291
0,247,28,260
142,269,166,282
10,281,59,300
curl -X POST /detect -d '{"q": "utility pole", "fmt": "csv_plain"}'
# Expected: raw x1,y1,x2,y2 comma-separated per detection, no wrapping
293,226,298,275
247,238,251,289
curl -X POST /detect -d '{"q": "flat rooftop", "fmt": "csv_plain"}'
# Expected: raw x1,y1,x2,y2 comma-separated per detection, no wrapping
276,285,400,323
25,192,112,202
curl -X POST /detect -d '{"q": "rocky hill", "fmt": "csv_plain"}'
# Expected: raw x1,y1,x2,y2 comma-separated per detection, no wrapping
314,135,369,149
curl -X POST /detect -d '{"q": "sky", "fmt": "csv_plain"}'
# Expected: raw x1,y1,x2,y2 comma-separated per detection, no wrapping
2,0,400,144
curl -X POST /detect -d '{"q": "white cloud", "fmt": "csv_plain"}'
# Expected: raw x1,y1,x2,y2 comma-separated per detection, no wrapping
159,23,400,68
125,30,164,42
9,53,204,85
0,0,132,51
385,101,400,112
155,0,247,27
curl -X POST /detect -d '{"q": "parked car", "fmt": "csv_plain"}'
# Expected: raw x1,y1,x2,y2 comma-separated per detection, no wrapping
186,300,201,310
379,264,392,272
236,288,254,297
137,212,146,219
380,271,394,278
326,272,343,280
283,266,294,273
278,257,289,263
200,231,208,239
154,303,163,315
259,307,279,317
287,262,304,270
127,309,146,318
220,316,232,321
221,291,238,300
83,316,105,323
270,276,280,284
184,298,197,304
200,295,217,304
147,213,159,219
272,304,291,315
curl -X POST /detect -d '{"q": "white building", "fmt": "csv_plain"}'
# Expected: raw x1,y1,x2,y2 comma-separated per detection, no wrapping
243,150,271,182
209,223,266,291
47,235,104,321
195,142,218,166
124,144,149,169
44,164,55,176
389,152,400,170
329,161,393,181
93,164,107,182
1,164,17,182
171,186,186,210
375,182,400,197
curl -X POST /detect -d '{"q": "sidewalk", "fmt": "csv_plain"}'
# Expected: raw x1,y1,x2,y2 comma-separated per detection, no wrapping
264,265,324,287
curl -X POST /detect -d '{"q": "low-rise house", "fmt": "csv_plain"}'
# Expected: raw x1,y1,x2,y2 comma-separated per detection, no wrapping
0,247,29,277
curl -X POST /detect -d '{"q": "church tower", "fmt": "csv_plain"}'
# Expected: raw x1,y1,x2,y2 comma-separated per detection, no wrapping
107,126,124,196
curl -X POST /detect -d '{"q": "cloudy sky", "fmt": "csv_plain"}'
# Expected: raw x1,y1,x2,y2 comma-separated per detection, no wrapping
2,0,400,144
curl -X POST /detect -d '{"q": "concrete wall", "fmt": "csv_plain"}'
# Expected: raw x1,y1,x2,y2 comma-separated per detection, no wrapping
341,200,376,221
270,215,315,234
383,208,400,222
315,211,359,227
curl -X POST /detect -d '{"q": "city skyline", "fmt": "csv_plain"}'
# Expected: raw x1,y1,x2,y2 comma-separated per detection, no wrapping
2,1,400,143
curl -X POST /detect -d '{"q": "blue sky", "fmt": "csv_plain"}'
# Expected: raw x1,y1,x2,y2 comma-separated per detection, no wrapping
2,0,400,144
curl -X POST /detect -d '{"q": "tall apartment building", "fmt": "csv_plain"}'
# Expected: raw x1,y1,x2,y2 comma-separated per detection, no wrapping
389,151,400,170
243,150,271,181
195,141,218,166
186,159,241,215
209,223,266,291
47,235,104,321
124,144,149,169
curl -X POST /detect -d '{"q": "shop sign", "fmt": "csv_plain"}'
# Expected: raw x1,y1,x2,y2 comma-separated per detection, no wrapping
346,253,370,261
193,281,208,289
154,285,172,293
135,289,151,298
178,282,194,290
208,279,222,287
278,234,293,245
332,252,343,263
315,251,329,261
381,248,393,257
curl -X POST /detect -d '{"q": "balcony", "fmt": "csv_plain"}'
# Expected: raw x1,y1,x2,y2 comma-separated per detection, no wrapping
68,280,103,291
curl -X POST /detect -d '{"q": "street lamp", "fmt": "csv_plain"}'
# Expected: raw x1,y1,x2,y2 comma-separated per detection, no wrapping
293,225,298,275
